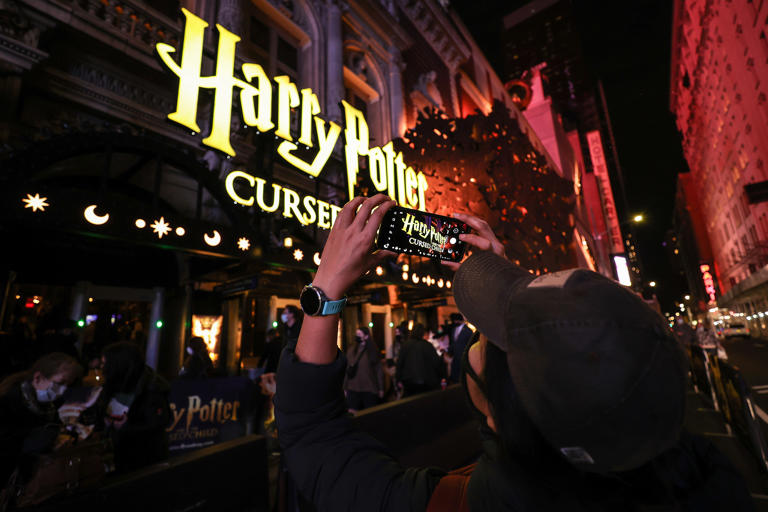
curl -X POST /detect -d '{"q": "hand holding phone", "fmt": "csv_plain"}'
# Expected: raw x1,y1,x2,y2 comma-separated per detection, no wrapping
376,206,470,262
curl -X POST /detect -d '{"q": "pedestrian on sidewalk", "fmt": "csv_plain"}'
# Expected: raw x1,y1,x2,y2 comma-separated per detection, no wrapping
274,194,753,512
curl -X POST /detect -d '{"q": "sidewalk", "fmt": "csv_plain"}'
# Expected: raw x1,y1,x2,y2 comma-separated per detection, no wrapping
685,385,768,509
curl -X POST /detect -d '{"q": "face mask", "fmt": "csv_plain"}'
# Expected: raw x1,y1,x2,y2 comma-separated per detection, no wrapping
187,347,195,355
280,313,289,323
36,382,66,403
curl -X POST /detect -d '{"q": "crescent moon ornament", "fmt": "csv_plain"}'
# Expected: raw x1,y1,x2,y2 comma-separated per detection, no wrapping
84,205,109,225
204,230,222,247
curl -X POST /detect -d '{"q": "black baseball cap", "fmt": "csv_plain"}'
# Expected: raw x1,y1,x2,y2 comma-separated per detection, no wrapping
453,251,687,473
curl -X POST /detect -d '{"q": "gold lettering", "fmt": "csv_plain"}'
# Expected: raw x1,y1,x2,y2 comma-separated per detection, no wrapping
382,142,397,200
223,402,233,421
231,401,240,421
168,403,185,432
417,173,429,211
225,170,255,206
341,100,369,201
317,199,331,229
240,63,274,132
330,205,342,227
187,395,201,431
299,89,319,147
276,117,341,177
254,177,281,212
394,153,407,206
369,147,387,192
303,195,317,225
274,76,300,141
405,167,419,206
282,187,308,225
159,9,429,207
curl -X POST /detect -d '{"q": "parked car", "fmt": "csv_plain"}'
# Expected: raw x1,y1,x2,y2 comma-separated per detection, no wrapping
722,323,749,338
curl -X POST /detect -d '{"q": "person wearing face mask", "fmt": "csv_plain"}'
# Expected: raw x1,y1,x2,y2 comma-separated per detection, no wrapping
272,194,753,512
179,337,214,379
281,305,303,350
0,352,82,486
343,327,384,412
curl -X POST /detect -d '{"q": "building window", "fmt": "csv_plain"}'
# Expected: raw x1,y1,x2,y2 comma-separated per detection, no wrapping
245,11,299,80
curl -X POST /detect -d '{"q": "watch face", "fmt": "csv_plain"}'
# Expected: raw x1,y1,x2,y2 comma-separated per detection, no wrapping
300,286,321,316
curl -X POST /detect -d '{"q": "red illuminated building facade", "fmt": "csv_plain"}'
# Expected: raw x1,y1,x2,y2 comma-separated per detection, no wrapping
670,0,768,326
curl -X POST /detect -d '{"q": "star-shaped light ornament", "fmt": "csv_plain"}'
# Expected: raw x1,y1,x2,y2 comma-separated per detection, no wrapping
150,217,172,239
237,237,250,251
293,249,304,261
23,193,49,212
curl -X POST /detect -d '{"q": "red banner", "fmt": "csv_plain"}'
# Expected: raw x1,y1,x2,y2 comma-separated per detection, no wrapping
586,131,624,254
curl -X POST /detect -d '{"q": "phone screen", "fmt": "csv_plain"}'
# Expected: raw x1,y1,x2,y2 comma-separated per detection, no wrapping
376,206,470,262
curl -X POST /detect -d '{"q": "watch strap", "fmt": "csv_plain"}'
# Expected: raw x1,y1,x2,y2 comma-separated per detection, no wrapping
319,296,347,316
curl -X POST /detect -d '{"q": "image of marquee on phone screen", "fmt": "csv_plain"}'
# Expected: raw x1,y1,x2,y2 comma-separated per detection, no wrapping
376,206,470,262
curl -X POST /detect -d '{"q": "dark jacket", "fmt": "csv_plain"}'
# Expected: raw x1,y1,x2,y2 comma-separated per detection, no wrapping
396,339,444,391
274,349,443,511
104,366,171,472
0,381,61,484
274,349,754,512
261,337,285,374
179,353,213,379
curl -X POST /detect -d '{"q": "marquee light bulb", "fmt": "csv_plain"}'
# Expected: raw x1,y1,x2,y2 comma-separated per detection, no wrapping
437,279,444,288
375,266,384,276
176,227,186,236
402,272,408,281
446,281,451,289
293,249,304,261
135,219,146,228
284,236,293,248
313,252,321,265
402,264,409,272
412,274,420,284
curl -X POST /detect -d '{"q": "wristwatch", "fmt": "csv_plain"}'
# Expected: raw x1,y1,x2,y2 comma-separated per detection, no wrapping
299,284,347,316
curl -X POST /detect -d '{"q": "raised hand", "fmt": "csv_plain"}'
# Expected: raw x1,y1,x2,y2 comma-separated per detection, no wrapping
442,212,507,271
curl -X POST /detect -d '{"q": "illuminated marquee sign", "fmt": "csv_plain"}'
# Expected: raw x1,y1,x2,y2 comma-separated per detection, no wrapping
156,8,428,225
586,130,623,254
699,264,717,303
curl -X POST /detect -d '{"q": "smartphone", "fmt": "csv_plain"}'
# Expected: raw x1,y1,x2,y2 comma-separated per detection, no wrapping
376,206,470,262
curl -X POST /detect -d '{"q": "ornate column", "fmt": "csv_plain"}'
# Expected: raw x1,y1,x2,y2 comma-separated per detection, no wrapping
325,0,345,122
389,48,405,137
217,0,243,34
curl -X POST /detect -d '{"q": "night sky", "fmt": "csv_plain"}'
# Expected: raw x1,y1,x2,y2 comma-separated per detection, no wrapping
453,0,688,313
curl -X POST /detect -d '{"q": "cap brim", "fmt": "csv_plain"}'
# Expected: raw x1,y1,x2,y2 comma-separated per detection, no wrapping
453,251,533,348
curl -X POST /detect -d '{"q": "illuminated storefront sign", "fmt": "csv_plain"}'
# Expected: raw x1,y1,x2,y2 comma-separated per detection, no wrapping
586,131,623,254
699,264,717,303
224,170,342,228
613,255,632,287
157,8,427,215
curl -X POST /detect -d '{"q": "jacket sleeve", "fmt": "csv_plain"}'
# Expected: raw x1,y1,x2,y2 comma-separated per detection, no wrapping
274,348,443,512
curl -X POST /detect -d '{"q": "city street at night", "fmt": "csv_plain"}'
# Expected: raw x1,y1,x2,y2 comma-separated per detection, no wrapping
2,0,768,510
